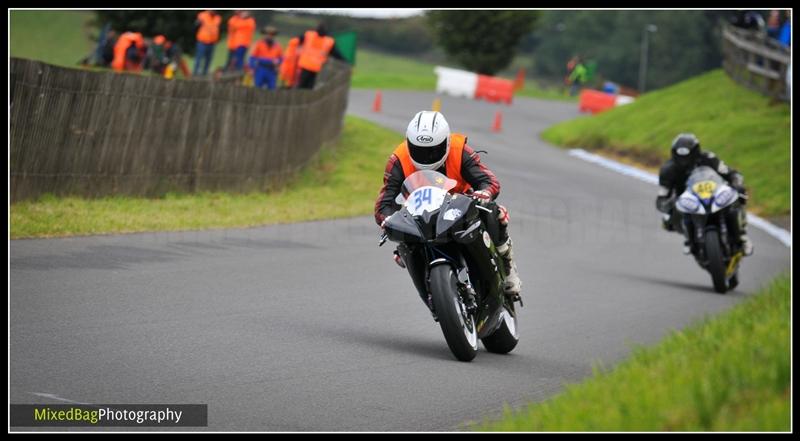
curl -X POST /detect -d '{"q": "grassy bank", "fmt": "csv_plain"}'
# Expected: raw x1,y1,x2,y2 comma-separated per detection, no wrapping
541,69,790,216
478,272,790,431
10,10,96,67
11,115,400,239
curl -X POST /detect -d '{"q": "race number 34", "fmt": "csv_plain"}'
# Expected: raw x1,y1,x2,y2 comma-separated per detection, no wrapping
414,188,432,210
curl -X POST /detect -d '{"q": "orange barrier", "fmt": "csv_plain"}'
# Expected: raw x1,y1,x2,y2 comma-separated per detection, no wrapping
475,75,514,104
578,89,617,114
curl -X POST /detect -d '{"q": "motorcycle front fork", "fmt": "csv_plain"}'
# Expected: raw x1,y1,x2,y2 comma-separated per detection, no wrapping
456,266,478,313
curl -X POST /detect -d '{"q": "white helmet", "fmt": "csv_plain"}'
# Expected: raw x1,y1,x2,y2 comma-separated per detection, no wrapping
405,111,451,171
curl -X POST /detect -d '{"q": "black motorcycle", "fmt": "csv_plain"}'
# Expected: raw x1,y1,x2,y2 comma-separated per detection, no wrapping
380,170,521,361
673,166,745,293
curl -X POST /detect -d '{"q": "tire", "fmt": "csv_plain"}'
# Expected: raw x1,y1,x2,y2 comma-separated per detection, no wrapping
429,264,478,362
705,229,728,294
729,272,739,291
481,306,519,354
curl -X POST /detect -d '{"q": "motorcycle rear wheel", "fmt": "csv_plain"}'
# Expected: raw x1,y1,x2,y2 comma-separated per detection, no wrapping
481,305,519,354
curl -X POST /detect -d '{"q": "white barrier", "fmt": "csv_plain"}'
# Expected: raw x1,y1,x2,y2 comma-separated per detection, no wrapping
615,95,636,106
434,66,478,99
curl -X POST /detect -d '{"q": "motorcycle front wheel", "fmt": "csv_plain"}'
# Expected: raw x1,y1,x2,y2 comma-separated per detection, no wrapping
705,229,728,294
429,264,478,362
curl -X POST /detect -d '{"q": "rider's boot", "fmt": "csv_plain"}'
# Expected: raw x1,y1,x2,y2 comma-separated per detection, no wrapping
496,238,522,303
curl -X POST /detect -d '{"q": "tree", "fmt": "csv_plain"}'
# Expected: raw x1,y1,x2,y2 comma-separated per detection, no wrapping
525,10,726,91
426,11,540,75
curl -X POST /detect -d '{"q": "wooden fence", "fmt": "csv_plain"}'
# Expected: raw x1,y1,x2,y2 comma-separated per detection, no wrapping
10,58,351,201
721,24,791,102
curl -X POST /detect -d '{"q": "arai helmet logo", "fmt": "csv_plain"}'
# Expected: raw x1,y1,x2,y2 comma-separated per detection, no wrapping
676,147,690,156
416,135,434,144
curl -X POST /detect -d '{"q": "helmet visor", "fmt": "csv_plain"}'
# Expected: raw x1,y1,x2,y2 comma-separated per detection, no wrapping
408,139,447,166
672,145,697,168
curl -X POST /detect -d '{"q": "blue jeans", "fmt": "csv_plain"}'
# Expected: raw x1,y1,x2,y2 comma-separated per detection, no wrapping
255,67,277,90
193,42,215,76
226,46,247,71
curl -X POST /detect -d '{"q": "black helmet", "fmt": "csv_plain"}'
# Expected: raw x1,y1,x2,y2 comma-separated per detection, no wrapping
671,133,701,168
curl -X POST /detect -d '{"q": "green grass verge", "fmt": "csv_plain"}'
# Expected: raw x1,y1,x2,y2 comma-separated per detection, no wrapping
11,115,400,239
477,272,790,432
10,10,97,67
541,69,790,216
350,49,438,90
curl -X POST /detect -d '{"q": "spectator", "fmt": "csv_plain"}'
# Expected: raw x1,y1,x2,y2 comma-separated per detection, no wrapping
731,10,766,32
564,55,576,88
146,35,188,78
225,10,256,72
249,26,283,90
295,23,345,90
566,55,578,74
193,9,222,76
79,24,117,68
146,34,169,74
111,31,146,72
567,56,588,96
767,10,782,40
279,36,303,88
98,30,119,67
778,10,791,48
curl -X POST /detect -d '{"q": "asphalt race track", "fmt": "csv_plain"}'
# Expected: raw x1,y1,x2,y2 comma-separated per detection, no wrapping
10,90,790,431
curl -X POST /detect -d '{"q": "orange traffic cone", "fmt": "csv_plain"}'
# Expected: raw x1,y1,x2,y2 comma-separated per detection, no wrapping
492,110,503,132
372,90,383,113
513,68,525,91
432,97,442,112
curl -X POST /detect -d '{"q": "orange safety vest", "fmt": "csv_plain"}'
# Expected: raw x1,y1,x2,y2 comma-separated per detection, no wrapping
111,32,144,72
279,37,302,86
196,11,221,44
392,134,472,194
227,15,255,49
297,31,335,73
251,39,283,60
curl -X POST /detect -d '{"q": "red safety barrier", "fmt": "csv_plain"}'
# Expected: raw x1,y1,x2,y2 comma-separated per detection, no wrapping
578,89,617,114
475,75,514,104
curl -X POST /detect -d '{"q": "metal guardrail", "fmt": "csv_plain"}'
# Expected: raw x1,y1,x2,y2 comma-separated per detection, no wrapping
721,24,791,101
10,58,352,201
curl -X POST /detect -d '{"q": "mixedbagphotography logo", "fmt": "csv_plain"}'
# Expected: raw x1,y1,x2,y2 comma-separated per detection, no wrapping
10,404,208,427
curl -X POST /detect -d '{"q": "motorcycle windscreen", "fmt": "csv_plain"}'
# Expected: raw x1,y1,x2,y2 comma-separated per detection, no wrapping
395,170,457,205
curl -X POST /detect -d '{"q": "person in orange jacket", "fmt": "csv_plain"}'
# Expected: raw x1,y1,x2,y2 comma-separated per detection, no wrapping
193,9,222,76
279,36,302,88
295,23,345,89
225,10,256,72
249,26,283,90
111,31,145,72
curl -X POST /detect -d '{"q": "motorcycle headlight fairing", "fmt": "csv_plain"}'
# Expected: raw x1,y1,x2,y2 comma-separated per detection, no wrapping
711,185,738,212
676,193,705,214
